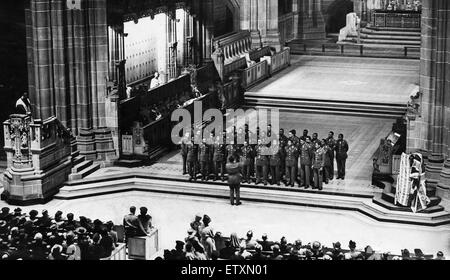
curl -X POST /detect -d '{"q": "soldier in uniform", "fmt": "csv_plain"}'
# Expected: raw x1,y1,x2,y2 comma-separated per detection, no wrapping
284,139,298,187
206,132,215,178
236,127,245,149
198,138,211,181
311,133,320,147
213,135,226,181
269,139,284,186
255,139,269,185
300,137,313,189
325,131,336,180
180,131,190,175
335,134,349,180
239,141,254,183
288,130,300,184
312,141,326,190
300,129,309,141
186,136,198,181
322,139,332,185
279,128,288,179
226,140,239,163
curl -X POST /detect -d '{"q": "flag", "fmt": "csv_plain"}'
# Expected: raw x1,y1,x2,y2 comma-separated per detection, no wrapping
67,0,81,10
395,153,411,206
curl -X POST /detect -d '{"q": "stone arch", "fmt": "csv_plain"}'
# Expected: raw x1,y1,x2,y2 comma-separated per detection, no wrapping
325,0,354,33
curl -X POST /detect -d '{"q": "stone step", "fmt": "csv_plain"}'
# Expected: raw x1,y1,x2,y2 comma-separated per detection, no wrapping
365,25,421,33
358,34,420,41
244,96,406,119
71,159,93,174
72,155,85,166
389,184,437,197
71,150,80,158
373,195,445,214
243,105,402,119
381,191,442,208
78,163,101,178
361,28,421,37
359,38,421,46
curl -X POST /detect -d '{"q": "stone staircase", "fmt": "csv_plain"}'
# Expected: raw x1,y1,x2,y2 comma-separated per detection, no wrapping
340,25,421,49
244,93,407,119
68,150,101,181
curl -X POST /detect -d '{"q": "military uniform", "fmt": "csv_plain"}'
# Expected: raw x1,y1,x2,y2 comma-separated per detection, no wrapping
240,145,254,183
312,147,325,190
255,144,269,185
186,141,198,181
300,142,313,188
279,134,288,178
335,139,349,179
226,144,239,163
213,142,226,181
322,145,332,184
289,135,301,183
269,145,284,185
198,142,211,181
181,136,189,174
326,137,336,180
284,144,298,187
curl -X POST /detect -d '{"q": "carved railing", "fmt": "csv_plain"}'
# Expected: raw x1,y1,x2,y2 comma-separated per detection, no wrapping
372,10,421,28
266,47,291,75
240,60,269,90
3,114,33,169
3,115,72,170
100,243,127,260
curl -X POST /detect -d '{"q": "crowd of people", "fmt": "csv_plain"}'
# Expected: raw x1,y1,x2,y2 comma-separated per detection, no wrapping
0,207,119,260
181,125,350,192
162,214,446,261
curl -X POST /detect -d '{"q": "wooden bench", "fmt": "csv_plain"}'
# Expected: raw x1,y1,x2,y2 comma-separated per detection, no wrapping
211,30,291,90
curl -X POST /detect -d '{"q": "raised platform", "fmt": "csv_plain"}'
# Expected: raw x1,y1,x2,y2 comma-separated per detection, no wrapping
55,171,450,227
245,55,418,108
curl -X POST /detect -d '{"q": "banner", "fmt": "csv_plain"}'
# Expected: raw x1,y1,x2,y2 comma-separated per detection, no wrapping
395,152,430,213
395,153,411,206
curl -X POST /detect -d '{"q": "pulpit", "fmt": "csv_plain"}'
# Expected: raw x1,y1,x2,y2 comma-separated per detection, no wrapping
127,228,160,260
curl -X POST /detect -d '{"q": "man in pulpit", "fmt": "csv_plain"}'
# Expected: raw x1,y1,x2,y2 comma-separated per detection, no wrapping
16,92,32,115
136,207,153,237
150,71,162,89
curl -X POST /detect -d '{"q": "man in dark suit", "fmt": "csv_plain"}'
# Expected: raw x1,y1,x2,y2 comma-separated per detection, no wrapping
325,131,336,180
199,138,211,181
180,132,190,175
335,133,349,180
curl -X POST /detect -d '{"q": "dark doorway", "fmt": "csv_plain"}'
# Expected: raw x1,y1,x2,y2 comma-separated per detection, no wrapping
326,0,354,33
0,0,27,159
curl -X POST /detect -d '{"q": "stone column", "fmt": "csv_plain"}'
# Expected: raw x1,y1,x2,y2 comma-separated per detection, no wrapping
154,9,170,83
297,0,326,40
407,0,450,199
202,0,215,62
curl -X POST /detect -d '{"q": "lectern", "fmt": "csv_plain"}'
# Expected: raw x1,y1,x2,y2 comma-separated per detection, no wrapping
127,228,159,260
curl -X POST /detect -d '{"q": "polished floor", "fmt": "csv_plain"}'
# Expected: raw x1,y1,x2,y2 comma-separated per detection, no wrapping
248,55,419,104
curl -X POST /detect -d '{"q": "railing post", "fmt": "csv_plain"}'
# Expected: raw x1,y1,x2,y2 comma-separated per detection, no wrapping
341,45,344,54
322,44,325,53
404,47,408,57
360,45,364,56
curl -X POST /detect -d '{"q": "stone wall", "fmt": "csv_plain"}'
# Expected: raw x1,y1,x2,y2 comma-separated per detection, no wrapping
407,0,450,199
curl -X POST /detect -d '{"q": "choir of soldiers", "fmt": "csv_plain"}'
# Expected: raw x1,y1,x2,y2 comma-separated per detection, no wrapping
180,126,349,189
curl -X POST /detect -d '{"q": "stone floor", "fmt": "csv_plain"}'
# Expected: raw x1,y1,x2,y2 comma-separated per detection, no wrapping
248,55,419,104
1,191,448,256
90,112,394,196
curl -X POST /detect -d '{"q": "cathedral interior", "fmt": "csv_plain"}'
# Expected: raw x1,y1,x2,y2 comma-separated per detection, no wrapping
0,0,449,261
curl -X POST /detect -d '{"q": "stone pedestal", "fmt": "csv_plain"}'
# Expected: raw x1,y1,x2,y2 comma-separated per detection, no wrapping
2,115,72,205
425,153,444,192
437,159,450,200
